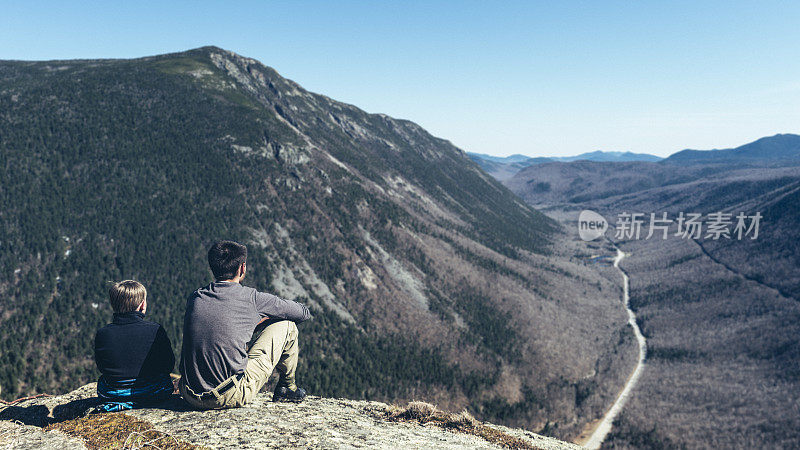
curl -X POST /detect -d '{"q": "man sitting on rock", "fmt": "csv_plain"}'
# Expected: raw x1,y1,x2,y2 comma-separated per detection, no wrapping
179,240,311,409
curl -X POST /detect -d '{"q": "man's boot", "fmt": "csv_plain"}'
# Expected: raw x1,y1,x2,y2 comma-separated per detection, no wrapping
273,383,307,403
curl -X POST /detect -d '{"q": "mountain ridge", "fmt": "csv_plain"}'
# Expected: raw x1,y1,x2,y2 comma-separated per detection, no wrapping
665,133,800,163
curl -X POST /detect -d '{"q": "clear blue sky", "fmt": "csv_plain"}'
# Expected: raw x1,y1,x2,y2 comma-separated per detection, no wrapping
2,1,799,157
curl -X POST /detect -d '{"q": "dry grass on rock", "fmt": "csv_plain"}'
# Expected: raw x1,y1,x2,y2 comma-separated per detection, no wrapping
387,401,541,450
45,412,202,450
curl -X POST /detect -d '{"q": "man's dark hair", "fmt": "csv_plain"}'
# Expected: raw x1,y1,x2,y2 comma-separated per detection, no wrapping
208,240,248,280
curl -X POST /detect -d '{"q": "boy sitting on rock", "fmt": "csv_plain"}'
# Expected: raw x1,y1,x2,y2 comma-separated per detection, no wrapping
93,280,175,412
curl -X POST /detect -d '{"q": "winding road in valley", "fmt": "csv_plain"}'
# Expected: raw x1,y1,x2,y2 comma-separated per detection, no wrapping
584,249,647,449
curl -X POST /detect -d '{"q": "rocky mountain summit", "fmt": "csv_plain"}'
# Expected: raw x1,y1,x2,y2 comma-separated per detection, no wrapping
0,384,579,449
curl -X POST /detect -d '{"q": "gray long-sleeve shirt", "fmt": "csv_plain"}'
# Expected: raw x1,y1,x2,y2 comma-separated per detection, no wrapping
180,281,311,393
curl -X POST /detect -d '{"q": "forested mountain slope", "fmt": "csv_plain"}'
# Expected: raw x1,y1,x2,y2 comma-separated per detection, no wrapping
0,47,634,440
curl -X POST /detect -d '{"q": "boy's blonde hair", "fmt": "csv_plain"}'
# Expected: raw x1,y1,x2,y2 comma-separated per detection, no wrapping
108,280,147,313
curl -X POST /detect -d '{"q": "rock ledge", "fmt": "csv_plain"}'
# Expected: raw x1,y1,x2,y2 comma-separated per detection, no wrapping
1,384,579,449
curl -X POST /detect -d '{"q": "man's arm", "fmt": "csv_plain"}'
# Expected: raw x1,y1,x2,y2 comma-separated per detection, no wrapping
254,291,312,323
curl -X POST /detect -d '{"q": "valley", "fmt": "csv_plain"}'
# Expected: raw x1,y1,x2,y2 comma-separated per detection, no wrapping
583,249,646,450
490,139,800,448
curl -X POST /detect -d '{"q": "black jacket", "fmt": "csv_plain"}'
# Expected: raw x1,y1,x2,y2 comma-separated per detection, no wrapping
94,311,175,383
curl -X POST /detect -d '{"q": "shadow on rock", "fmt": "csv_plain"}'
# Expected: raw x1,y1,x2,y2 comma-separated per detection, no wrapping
52,397,102,422
0,393,194,428
141,393,196,413
0,404,52,427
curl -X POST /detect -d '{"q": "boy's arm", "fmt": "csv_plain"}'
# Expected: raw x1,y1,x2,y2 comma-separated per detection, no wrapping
254,291,312,323
153,326,176,374
93,330,103,372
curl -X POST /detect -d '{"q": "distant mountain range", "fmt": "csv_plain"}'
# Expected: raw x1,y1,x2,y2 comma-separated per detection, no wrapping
470,150,662,164
468,151,662,181
504,134,800,207
470,134,800,181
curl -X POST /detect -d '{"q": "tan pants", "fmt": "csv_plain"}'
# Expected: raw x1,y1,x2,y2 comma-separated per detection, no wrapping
180,320,299,409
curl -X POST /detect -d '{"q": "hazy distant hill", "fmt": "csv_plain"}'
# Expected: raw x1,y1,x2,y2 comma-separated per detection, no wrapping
666,133,800,164
466,154,552,181
504,160,713,205
554,151,662,163
468,151,661,181
468,153,535,164
0,47,635,440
